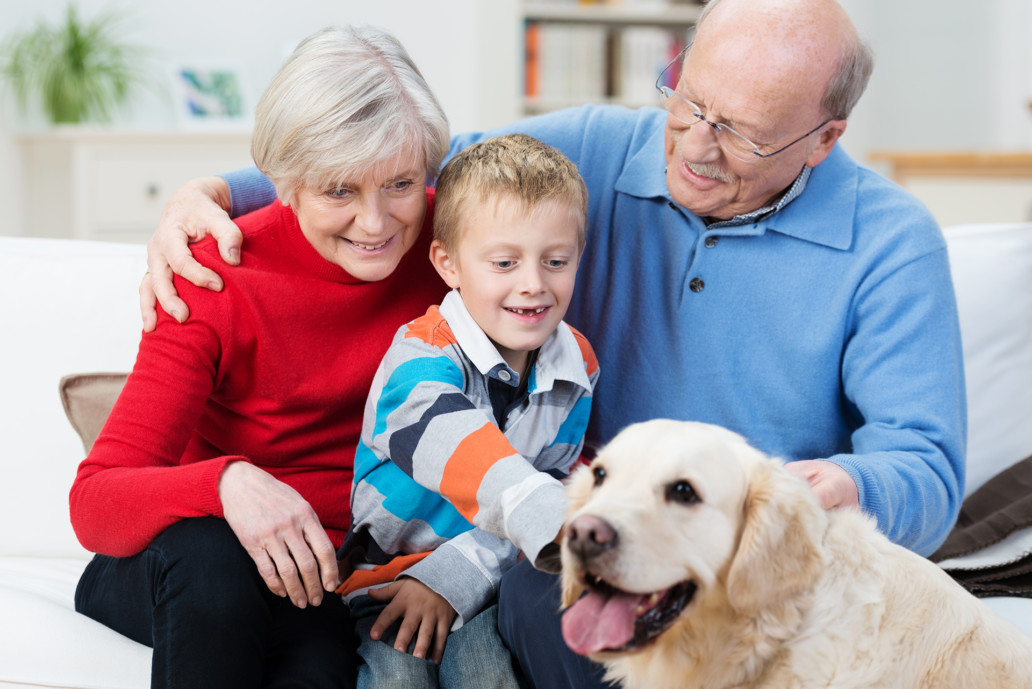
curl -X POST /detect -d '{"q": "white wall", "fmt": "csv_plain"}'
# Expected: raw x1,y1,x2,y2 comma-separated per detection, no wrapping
2,0,1031,237
840,0,1032,165
0,0,520,238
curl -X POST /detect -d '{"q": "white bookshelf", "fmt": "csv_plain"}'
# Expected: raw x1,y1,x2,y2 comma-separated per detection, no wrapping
521,1,704,114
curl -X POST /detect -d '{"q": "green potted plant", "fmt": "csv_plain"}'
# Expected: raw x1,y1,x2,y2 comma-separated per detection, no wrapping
0,4,149,124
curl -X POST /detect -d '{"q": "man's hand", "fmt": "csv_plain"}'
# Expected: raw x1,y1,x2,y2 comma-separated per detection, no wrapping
141,176,244,332
218,461,338,608
785,459,860,510
367,578,456,664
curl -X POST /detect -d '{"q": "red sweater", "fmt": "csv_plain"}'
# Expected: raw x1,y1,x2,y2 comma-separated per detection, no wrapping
69,194,447,557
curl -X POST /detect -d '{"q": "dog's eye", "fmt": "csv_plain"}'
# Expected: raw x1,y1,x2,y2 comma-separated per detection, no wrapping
592,466,606,487
666,480,699,505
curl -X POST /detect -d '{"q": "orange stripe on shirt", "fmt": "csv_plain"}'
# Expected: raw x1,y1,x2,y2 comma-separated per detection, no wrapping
335,551,431,596
568,325,599,376
403,306,459,347
440,423,519,522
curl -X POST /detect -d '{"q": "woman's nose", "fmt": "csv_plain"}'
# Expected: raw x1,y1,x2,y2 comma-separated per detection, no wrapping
355,194,388,234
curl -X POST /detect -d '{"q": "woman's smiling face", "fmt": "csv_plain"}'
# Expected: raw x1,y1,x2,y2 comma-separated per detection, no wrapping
289,151,427,282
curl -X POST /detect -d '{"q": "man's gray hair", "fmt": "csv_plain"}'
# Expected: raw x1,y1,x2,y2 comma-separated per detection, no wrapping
696,0,873,120
251,25,450,205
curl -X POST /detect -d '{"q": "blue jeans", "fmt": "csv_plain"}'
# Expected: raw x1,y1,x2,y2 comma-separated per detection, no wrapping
497,559,616,689
351,594,521,689
74,517,359,689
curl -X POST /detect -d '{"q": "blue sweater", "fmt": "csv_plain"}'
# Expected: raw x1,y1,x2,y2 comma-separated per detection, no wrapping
223,105,965,556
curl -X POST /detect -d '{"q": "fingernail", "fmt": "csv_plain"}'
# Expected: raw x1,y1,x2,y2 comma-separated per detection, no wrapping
207,280,222,291
312,595,322,606
170,308,185,322
229,248,240,263
294,598,306,609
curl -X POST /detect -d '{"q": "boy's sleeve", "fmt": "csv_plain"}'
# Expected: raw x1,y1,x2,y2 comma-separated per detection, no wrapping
404,528,519,625
364,333,566,570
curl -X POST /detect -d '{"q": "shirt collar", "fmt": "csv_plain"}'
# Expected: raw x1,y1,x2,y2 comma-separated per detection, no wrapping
613,111,856,250
437,290,593,394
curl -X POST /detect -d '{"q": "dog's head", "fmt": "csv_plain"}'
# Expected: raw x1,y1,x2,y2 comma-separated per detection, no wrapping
559,419,827,658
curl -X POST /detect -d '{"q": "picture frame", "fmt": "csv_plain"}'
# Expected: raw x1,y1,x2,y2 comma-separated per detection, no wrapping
170,62,250,127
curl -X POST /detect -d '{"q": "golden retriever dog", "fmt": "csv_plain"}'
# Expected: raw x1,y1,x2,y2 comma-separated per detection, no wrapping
560,419,1032,689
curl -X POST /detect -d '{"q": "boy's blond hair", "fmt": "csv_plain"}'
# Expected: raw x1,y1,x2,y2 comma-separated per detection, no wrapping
433,134,588,252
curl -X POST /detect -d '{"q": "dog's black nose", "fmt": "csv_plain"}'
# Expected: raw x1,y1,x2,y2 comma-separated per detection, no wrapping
567,514,618,561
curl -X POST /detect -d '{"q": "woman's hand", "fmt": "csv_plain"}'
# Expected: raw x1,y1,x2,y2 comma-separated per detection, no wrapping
141,176,244,332
218,461,339,608
367,578,456,664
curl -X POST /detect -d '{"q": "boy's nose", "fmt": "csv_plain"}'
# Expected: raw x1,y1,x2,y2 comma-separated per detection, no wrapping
518,265,546,294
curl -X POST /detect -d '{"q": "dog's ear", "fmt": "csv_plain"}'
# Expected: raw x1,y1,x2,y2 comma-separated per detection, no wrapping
726,457,827,613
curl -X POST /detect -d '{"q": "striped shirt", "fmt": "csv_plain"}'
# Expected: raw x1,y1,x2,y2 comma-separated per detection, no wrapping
341,290,599,623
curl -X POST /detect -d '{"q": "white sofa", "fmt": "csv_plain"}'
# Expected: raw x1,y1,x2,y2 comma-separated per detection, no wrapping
2,225,1032,688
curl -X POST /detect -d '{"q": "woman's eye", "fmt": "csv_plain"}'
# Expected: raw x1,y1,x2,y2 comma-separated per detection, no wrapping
328,188,353,199
390,180,413,192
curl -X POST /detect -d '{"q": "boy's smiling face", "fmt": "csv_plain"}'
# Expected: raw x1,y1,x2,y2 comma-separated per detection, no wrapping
430,195,582,376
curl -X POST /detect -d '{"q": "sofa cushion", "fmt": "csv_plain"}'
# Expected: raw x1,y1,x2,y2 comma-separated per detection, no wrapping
60,373,129,453
0,238,145,559
943,223,1032,497
0,557,150,688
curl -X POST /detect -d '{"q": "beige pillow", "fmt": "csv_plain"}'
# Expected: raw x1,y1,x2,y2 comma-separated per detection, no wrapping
59,373,128,452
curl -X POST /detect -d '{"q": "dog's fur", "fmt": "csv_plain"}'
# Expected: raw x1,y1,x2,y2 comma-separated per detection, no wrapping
559,420,1032,689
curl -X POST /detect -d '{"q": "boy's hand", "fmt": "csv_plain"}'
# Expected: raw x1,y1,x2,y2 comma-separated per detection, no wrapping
367,578,456,664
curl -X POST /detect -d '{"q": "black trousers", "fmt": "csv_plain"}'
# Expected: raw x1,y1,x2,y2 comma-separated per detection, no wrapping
497,559,615,689
75,517,358,689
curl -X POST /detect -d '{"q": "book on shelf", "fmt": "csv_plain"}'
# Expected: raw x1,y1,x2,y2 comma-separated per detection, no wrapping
524,22,689,110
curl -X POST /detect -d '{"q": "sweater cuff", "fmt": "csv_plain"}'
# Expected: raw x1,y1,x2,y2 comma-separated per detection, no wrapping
503,478,566,572
219,166,277,218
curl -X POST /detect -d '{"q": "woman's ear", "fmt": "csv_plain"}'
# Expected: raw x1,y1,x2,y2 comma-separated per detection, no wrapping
429,240,461,289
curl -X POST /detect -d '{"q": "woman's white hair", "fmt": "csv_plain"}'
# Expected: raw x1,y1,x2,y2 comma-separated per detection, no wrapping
251,25,450,205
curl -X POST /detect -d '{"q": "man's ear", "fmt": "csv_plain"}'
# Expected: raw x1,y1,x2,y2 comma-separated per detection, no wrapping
804,119,847,168
429,240,461,289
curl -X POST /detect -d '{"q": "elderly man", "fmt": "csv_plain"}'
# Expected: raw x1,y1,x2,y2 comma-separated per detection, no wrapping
144,0,963,686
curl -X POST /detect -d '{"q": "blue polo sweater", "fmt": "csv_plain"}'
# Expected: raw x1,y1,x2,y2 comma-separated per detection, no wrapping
223,105,965,556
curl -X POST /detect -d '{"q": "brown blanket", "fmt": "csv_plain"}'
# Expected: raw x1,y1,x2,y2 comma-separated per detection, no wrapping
930,453,1032,598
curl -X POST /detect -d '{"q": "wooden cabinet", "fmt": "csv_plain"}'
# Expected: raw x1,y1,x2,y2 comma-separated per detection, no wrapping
20,128,253,243
869,150,1032,227
521,1,703,115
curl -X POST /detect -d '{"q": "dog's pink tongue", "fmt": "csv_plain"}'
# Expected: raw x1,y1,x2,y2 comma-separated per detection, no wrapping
561,590,640,655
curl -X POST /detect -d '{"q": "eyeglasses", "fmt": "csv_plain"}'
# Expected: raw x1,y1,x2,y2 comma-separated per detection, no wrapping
655,46,830,164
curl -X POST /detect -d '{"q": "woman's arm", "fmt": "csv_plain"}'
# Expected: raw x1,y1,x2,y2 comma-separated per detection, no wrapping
73,282,337,607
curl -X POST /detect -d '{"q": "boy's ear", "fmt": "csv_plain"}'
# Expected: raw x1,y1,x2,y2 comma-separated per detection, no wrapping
429,240,461,289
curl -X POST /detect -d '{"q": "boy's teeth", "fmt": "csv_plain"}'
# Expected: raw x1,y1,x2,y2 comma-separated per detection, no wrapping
509,307,547,315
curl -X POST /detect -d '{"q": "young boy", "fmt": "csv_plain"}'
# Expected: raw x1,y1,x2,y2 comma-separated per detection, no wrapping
338,134,599,689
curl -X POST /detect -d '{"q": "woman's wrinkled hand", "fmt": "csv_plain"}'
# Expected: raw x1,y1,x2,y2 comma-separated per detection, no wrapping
218,461,339,608
141,176,244,332
367,578,456,665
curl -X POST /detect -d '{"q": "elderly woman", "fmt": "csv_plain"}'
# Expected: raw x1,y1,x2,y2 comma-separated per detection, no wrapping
69,26,468,688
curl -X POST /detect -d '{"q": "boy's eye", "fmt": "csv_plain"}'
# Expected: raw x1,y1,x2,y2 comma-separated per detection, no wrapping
545,259,569,269
493,260,515,270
